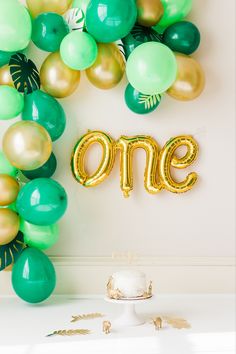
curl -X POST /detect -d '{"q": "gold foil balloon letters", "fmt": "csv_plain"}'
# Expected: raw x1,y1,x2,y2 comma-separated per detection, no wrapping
72,131,199,197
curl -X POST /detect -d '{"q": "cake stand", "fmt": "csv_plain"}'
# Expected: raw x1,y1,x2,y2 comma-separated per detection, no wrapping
104,296,154,327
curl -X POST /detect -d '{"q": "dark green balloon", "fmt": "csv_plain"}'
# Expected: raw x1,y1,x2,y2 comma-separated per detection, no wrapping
162,21,200,55
86,0,137,43
125,84,161,115
32,12,69,52
22,90,66,141
122,24,162,59
12,247,56,303
21,153,57,180
16,178,68,226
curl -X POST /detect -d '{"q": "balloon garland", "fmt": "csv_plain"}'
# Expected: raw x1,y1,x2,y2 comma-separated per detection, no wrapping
0,0,204,303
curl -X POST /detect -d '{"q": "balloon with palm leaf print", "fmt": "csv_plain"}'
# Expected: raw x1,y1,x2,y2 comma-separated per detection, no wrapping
125,84,162,114
0,231,25,271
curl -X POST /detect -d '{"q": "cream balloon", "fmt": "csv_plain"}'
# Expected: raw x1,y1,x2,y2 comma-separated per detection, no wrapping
3,121,52,171
0,209,20,246
0,174,19,206
167,53,205,101
26,0,73,18
40,52,81,98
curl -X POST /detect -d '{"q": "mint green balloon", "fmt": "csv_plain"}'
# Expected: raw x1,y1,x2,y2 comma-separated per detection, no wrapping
0,86,24,120
72,0,89,12
0,151,18,177
0,0,32,52
60,31,97,70
12,247,56,303
126,42,177,95
21,220,59,250
159,0,193,27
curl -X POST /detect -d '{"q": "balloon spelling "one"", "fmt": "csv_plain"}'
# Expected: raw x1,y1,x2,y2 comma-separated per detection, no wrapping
71,131,199,198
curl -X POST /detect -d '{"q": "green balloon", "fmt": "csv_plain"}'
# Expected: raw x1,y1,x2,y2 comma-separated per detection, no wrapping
159,0,193,27
125,84,161,115
60,31,97,70
0,0,32,52
22,90,66,141
0,151,18,176
32,13,69,52
0,51,15,68
126,42,177,95
0,86,24,120
12,247,56,303
85,0,137,43
72,0,89,12
162,21,200,55
122,24,162,59
21,153,57,180
16,178,68,226
21,220,59,250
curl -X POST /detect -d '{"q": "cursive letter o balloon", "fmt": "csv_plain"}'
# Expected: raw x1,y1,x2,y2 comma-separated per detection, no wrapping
167,53,205,101
0,0,32,52
85,0,137,43
16,178,68,226
126,42,177,95
40,52,81,98
60,31,98,70
3,121,52,171
12,247,56,303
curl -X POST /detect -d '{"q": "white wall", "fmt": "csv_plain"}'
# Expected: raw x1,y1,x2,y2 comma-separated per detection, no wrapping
0,0,235,295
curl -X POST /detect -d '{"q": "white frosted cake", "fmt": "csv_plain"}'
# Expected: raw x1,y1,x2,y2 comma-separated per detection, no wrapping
107,270,153,300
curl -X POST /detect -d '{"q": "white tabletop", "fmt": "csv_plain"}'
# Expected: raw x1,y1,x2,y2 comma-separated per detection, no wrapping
0,294,235,354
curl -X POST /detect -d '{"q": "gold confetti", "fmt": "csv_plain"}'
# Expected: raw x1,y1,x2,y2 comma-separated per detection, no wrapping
47,329,91,337
71,313,104,323
163,316,191,329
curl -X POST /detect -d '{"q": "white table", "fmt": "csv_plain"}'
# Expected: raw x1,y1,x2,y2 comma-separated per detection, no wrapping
0,295,235,354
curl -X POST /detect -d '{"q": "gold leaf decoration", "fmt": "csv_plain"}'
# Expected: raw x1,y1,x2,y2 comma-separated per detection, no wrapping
71,313,104,323
163,316,191,329
47,329,91,337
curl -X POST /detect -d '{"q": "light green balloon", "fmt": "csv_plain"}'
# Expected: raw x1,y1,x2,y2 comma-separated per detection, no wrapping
60,31,97,70
72,0,89,12
126,42,177,95
21,220,59,250
0,151,18,176
0,0,32,52
159,0,193,27
0,86,24,120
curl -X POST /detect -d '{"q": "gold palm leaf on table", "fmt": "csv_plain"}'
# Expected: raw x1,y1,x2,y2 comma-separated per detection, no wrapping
163,316,191,329
47,329,91,337
71,313,105,323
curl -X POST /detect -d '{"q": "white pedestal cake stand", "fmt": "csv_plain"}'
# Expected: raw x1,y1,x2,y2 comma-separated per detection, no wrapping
105,296,153,327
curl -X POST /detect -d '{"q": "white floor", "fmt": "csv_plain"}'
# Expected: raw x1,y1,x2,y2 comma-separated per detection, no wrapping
0,295,235,354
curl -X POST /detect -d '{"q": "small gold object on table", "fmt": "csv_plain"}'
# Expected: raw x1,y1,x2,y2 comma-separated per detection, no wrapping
152,317,163,330
103,320,111,334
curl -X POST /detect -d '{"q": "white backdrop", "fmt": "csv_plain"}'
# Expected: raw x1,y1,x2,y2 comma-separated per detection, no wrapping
0,0,235,294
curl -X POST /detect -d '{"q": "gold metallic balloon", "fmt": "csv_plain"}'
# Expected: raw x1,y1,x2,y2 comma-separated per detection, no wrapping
0,65,14,87
159,136,199,193
26,0,73,18
0,209,20,246
86,43,125,90
40,52,80,98
0,174,19,206
71,131,116,188
136,0,164,27
3,121,52,171
116,135,162,198
167,54,205,101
